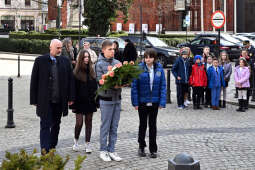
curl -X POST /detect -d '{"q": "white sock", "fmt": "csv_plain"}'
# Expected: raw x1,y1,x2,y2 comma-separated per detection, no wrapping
74,138,78,145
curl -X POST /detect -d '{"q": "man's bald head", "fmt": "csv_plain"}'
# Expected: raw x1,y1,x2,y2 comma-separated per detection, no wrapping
50,39,62,57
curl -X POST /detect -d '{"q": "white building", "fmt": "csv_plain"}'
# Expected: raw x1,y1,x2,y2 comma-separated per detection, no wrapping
0,0,47,31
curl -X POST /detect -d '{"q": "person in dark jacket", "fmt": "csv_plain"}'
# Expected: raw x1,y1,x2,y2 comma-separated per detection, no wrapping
131,48,166,158
172,49,190,109
70,49,97,153
113,41,123,63
61,38,76,69
123,39,137,62
189,55,207,110
30,39,75,154
207,58,225,110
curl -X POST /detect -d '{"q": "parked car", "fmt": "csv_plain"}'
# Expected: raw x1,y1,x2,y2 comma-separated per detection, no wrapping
231,35,255,47
195,33,243,47
80,37,126,55
177,36,241,61
120,36,179,67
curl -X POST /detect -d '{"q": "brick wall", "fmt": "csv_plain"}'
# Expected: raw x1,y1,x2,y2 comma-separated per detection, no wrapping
48,0,57,21
112,0,234,32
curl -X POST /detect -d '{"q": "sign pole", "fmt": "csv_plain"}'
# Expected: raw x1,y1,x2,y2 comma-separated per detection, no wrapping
218,28,221,58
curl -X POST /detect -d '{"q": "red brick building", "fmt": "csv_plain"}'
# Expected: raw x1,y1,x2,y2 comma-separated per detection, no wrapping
48,0,68,28
112,0,235,33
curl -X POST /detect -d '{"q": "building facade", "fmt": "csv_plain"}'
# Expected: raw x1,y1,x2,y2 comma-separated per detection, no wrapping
47,0,83,29
112,0,236,33
0,0,48,31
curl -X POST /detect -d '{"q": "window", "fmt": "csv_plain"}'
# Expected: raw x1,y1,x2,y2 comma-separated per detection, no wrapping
25,0,31,6
5,0,11,5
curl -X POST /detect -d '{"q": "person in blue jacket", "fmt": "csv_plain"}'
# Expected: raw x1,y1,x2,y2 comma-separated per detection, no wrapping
172,49,191,109
207,57,225,110
131,48,166,159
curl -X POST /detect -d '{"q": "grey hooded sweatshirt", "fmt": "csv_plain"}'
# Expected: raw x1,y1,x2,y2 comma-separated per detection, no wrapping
95,53,122,101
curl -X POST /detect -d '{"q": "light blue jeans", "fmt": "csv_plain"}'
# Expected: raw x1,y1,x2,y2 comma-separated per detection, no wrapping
99,100,121,152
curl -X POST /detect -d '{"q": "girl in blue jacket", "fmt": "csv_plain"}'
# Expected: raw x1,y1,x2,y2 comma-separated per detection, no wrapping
131,48,166,159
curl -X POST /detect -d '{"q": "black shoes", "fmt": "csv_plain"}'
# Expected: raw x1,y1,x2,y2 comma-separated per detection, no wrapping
138,148,157,158
149,152,157,158
236,99,245,112
138,148,146,157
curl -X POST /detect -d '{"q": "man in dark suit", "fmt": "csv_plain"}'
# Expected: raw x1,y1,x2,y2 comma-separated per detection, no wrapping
30,39,75,154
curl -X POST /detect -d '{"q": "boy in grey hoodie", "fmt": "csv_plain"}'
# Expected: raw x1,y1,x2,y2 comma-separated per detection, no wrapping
95,40,122,162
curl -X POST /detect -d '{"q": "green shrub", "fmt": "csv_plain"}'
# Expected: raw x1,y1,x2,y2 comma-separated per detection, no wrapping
0,38,50,54
9,32,87,40
108,31,128,37
160,37,193,47
0,149,86,170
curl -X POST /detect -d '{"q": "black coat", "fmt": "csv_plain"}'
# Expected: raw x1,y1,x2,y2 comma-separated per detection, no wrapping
70,75,97,114
123,42,137,62
30,54,75,117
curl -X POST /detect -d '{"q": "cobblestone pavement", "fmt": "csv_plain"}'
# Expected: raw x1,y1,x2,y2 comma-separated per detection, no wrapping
0,57,255,169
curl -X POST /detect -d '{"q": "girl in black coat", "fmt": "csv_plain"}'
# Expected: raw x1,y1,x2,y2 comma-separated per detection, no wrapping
71,49,97,153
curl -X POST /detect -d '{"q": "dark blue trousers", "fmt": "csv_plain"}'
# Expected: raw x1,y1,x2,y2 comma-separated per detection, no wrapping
40,103,62,153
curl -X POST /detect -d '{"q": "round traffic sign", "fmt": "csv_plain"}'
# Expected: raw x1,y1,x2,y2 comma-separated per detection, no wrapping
211,11,225,29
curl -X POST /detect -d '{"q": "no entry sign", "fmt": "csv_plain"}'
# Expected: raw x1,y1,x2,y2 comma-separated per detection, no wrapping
211,11,225,29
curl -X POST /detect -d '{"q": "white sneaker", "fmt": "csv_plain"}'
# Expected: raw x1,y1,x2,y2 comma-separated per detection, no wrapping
72,143,79,152
186,100,191,105
184,101,188,107
178,106,184,109
85,142,92,153
109,152,122,161
100,151,111,162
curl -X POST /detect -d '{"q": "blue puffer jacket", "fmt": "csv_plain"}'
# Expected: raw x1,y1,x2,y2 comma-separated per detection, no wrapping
207,66,226,88
172,56,190,84
131,62,166,107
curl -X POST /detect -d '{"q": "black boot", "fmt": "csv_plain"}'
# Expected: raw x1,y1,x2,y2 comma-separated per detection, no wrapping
197,101,202,109
234,89,238,98
244,99,249,110
219,100,222,108
222,100,226,108
236,99,245,112
138,148,146,157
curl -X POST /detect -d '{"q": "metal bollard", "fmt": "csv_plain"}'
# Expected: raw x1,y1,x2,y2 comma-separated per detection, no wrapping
17,55,20,78
168,153,200,170
167,69,172,104
5,78,15,128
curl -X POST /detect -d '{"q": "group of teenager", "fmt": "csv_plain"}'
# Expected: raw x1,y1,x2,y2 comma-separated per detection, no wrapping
30,37,254,163
172,40,255,112
30,38,166,162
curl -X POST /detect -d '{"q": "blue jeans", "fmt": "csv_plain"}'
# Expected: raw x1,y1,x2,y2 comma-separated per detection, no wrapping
211,87,221,107
40,103,62,153
99,100,121,152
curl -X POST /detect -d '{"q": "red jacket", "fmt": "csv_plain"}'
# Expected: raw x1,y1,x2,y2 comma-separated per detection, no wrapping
189,63,207,87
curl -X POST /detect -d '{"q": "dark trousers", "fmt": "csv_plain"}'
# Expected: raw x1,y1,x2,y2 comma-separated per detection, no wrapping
205,87,211,106
40,103,62,153
192,87,203,106
74,113,93,142
176,83,188,107
138,103,159,153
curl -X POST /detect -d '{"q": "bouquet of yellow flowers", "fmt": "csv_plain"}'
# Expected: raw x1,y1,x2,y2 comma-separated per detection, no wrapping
98,61,143,92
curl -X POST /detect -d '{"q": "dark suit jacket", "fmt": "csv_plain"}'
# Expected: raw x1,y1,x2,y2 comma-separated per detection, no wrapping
30,54,75,117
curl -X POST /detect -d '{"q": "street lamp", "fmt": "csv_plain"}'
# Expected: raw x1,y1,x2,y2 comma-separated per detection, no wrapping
78,0,82,50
